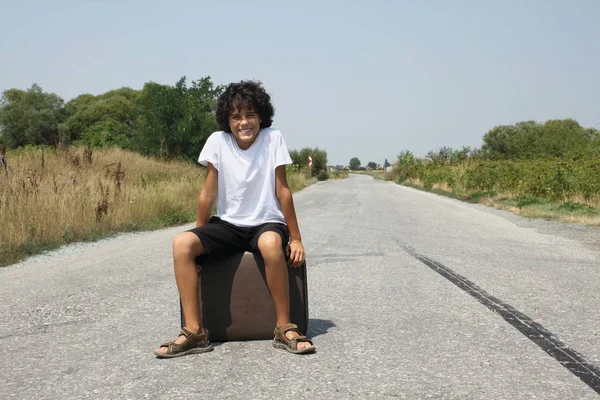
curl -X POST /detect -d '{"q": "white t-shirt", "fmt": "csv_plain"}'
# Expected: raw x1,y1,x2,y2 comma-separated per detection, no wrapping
197,128,293,227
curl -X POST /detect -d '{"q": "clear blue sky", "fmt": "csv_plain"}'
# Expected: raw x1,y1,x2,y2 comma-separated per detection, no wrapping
1,0,599,165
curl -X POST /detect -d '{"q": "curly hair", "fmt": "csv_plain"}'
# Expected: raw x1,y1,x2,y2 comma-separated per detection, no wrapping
215,80,274,133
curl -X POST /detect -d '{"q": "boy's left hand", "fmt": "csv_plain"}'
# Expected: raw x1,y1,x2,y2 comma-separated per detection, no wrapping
287,240,305,267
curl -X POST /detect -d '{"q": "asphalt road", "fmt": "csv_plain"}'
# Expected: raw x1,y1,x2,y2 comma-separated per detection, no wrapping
1,174,599,399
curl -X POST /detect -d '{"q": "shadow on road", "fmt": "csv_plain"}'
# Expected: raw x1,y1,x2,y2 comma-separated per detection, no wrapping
307,318,336,339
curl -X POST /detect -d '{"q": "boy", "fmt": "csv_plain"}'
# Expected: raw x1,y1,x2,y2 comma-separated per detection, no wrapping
154,80,315,358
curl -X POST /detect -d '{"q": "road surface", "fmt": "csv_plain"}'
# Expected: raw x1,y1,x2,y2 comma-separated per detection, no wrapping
1,174,599,399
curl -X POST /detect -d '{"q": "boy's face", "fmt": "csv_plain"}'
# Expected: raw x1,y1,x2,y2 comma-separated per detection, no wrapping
229,107,262,150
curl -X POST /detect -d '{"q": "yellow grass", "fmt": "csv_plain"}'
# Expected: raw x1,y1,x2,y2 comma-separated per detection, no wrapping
0,147,203,265
0,147,311,266
287,167,310,190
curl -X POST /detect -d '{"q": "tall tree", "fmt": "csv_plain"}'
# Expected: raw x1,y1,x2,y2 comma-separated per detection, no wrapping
133,76,222,161
349,157,361,170
310,147,328,176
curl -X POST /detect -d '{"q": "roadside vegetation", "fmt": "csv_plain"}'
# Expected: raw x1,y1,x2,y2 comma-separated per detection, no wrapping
385,119,600,225
330,170,349,179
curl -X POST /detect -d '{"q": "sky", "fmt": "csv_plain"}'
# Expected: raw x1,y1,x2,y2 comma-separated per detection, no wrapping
1,0,599,166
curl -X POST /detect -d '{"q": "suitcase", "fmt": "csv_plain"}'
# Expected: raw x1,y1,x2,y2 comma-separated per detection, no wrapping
180,251,309,341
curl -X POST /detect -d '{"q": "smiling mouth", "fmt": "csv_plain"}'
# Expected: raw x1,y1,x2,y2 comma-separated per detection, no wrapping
240,129,252,134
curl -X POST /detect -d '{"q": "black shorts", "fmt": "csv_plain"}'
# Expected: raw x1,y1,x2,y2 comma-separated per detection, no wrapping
187,216,290,262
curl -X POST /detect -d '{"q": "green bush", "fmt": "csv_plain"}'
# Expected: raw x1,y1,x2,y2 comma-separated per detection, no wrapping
317,170,329,181
422,165,453,189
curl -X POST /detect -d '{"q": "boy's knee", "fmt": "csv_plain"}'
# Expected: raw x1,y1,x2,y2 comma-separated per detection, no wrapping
173,232,204,257
257,232,283,254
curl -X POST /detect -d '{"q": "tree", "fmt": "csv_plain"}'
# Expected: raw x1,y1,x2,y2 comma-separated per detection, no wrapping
76,119,131,148
538,119,589,158
586,128,600,156
289,147,328,176
349,157,361,170
61,90,139,147
133,76,222,161
289,149,302,166
310,147,328,176
383,158,390,169
289,148,312,168
367,161,377,170
0,84,64,148
299,148,313,167
481,124,520,159
480,119,594,159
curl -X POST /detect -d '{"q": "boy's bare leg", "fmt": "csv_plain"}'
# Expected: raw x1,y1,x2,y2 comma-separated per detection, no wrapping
154,232,205,355
257,232,311,350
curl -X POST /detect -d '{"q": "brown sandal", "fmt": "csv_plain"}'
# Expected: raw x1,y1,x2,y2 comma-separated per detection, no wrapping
273,323,316,354
154,327,214,358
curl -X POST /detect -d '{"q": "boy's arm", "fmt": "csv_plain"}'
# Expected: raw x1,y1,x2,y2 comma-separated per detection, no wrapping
196,163,218,227
275,165,305,267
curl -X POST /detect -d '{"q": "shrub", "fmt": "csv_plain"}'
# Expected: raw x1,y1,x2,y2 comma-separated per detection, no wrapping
414,158,600,202
317,170,329,181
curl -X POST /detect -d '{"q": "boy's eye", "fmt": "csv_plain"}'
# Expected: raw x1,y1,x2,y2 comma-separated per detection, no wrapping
230,112,257,120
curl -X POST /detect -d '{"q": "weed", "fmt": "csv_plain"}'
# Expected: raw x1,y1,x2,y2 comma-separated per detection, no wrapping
95,183,109,222
83,147,94,165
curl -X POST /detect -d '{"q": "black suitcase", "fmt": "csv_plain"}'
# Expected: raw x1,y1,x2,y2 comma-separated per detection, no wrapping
180,251,309,341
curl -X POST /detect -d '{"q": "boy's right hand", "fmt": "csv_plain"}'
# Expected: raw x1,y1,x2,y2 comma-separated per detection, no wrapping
286,240,305,267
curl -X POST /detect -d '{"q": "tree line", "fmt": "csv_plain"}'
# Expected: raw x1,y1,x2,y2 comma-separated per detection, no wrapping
346,118,600,170
422,118,600,166
347,158,382,170
0,77,224,162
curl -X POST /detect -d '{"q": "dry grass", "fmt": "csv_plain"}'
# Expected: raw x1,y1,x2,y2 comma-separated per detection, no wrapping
0,147,203,266
1,147,311,266
285,165,317,190
287,167,311,191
